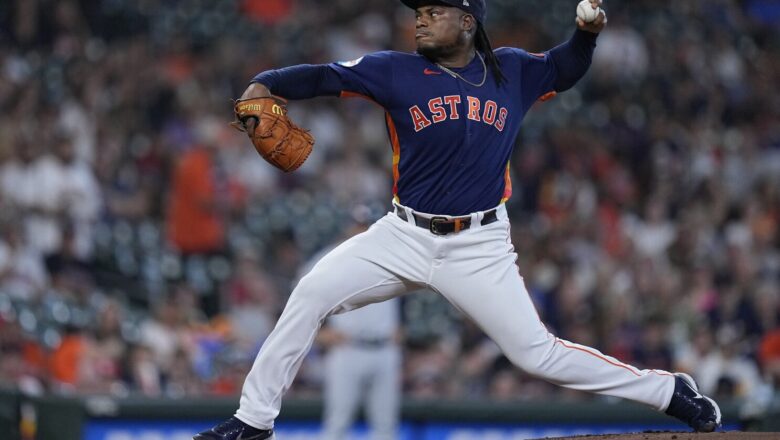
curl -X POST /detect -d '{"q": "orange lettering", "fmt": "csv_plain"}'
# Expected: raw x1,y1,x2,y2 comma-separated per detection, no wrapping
428,98,446,123
467,97,481,121
483,100,498,125
495,108,508,132
409,105,432,132
443,95,461,119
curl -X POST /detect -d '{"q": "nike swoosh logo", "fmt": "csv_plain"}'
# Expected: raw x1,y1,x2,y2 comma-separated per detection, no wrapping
423,68,441,75
680,374,704,399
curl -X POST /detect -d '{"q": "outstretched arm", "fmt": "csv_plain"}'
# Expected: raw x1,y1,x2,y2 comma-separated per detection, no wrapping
549,30,598,92
243,64,343,100
518,1,606,109
238,52,395,103
235,65,341,137
550,0,607,92
549,0,606,92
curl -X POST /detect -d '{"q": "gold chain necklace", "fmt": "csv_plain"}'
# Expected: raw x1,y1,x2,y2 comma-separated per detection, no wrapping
436,52,487,88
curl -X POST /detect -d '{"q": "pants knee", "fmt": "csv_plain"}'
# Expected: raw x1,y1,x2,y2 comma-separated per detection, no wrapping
501,332,557,377
286,277,334,319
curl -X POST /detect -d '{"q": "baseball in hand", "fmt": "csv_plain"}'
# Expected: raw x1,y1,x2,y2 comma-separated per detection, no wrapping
576,0,600,23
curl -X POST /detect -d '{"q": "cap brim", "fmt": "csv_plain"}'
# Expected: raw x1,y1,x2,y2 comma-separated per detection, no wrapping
400,0,452,10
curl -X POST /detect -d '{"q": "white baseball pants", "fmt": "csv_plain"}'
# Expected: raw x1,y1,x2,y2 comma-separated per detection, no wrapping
235,203,675,430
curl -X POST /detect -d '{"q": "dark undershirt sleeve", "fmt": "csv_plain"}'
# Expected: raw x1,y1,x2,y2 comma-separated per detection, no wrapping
549,29,598,92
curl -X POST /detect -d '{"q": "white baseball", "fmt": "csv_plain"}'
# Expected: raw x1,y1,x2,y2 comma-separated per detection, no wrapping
576,0,600,23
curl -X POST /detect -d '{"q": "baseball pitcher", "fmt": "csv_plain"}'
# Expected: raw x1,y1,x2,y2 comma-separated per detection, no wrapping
196,1,721,439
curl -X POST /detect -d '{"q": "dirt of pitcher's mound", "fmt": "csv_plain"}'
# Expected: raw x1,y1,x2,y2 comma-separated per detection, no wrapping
537,432,780,440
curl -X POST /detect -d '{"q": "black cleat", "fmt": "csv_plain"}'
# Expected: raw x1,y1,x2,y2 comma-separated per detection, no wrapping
665,373,722,432
193,417,273,440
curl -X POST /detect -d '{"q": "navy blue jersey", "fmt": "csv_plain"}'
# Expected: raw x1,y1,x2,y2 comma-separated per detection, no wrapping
253,31,596,216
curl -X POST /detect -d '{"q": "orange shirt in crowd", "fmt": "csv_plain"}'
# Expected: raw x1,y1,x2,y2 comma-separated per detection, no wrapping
759,328,780,366
240,0,294,24
166,148,225,254
49,334,84,385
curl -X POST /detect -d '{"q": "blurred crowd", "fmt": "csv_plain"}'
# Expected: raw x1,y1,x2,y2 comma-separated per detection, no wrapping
0,0,779,412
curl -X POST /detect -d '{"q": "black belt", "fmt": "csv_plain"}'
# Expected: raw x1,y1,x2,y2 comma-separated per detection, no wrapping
396,207,498,235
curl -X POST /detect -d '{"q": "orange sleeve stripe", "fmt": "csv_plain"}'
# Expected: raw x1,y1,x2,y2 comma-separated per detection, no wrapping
340,91,387,112
500,161,512,203
538,91,558,102
340,90,369,99
340,91,382,109
386,112,401,197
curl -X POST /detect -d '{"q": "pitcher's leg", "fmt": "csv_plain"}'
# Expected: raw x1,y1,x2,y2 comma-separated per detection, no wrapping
432,230,675,411
235,218,424,429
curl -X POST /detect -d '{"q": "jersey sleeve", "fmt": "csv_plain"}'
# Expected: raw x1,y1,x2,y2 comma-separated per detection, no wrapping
500,30,597,112
506,48,559,112
252,64,343,99
327,51,395,106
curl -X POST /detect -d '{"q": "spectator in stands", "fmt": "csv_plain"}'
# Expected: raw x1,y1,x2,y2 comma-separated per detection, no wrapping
87,300,128,394
165,120,231,256
138,297,184,373
48,325,87,393
223,248,279,354
759,326,780,388
124,344,162,396
166,348,203,397
165,117,243,315
0,319,45,395
696,325,765,400
0,222,48,300
0,140,40,220
30,135,101,259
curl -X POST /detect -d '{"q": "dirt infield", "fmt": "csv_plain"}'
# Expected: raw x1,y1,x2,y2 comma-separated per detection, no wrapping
541,432,780,440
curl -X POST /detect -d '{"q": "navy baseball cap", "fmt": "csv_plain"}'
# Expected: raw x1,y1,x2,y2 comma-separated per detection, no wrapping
400,0,486,24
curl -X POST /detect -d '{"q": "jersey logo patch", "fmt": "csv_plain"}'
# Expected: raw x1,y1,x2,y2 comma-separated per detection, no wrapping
423,68,441,75
337,57,364,67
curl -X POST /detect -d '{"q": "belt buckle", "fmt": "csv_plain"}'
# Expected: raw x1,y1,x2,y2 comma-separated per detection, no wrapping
429,216,449,235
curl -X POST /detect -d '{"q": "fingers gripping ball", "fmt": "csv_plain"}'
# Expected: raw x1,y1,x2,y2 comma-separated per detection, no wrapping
576,0,601,23
231,96,315,172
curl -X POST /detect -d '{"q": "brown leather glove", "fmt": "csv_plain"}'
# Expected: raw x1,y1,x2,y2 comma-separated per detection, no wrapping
231,96,315,172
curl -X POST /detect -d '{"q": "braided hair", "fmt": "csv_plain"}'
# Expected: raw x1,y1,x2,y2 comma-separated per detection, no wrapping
474,23,506,87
